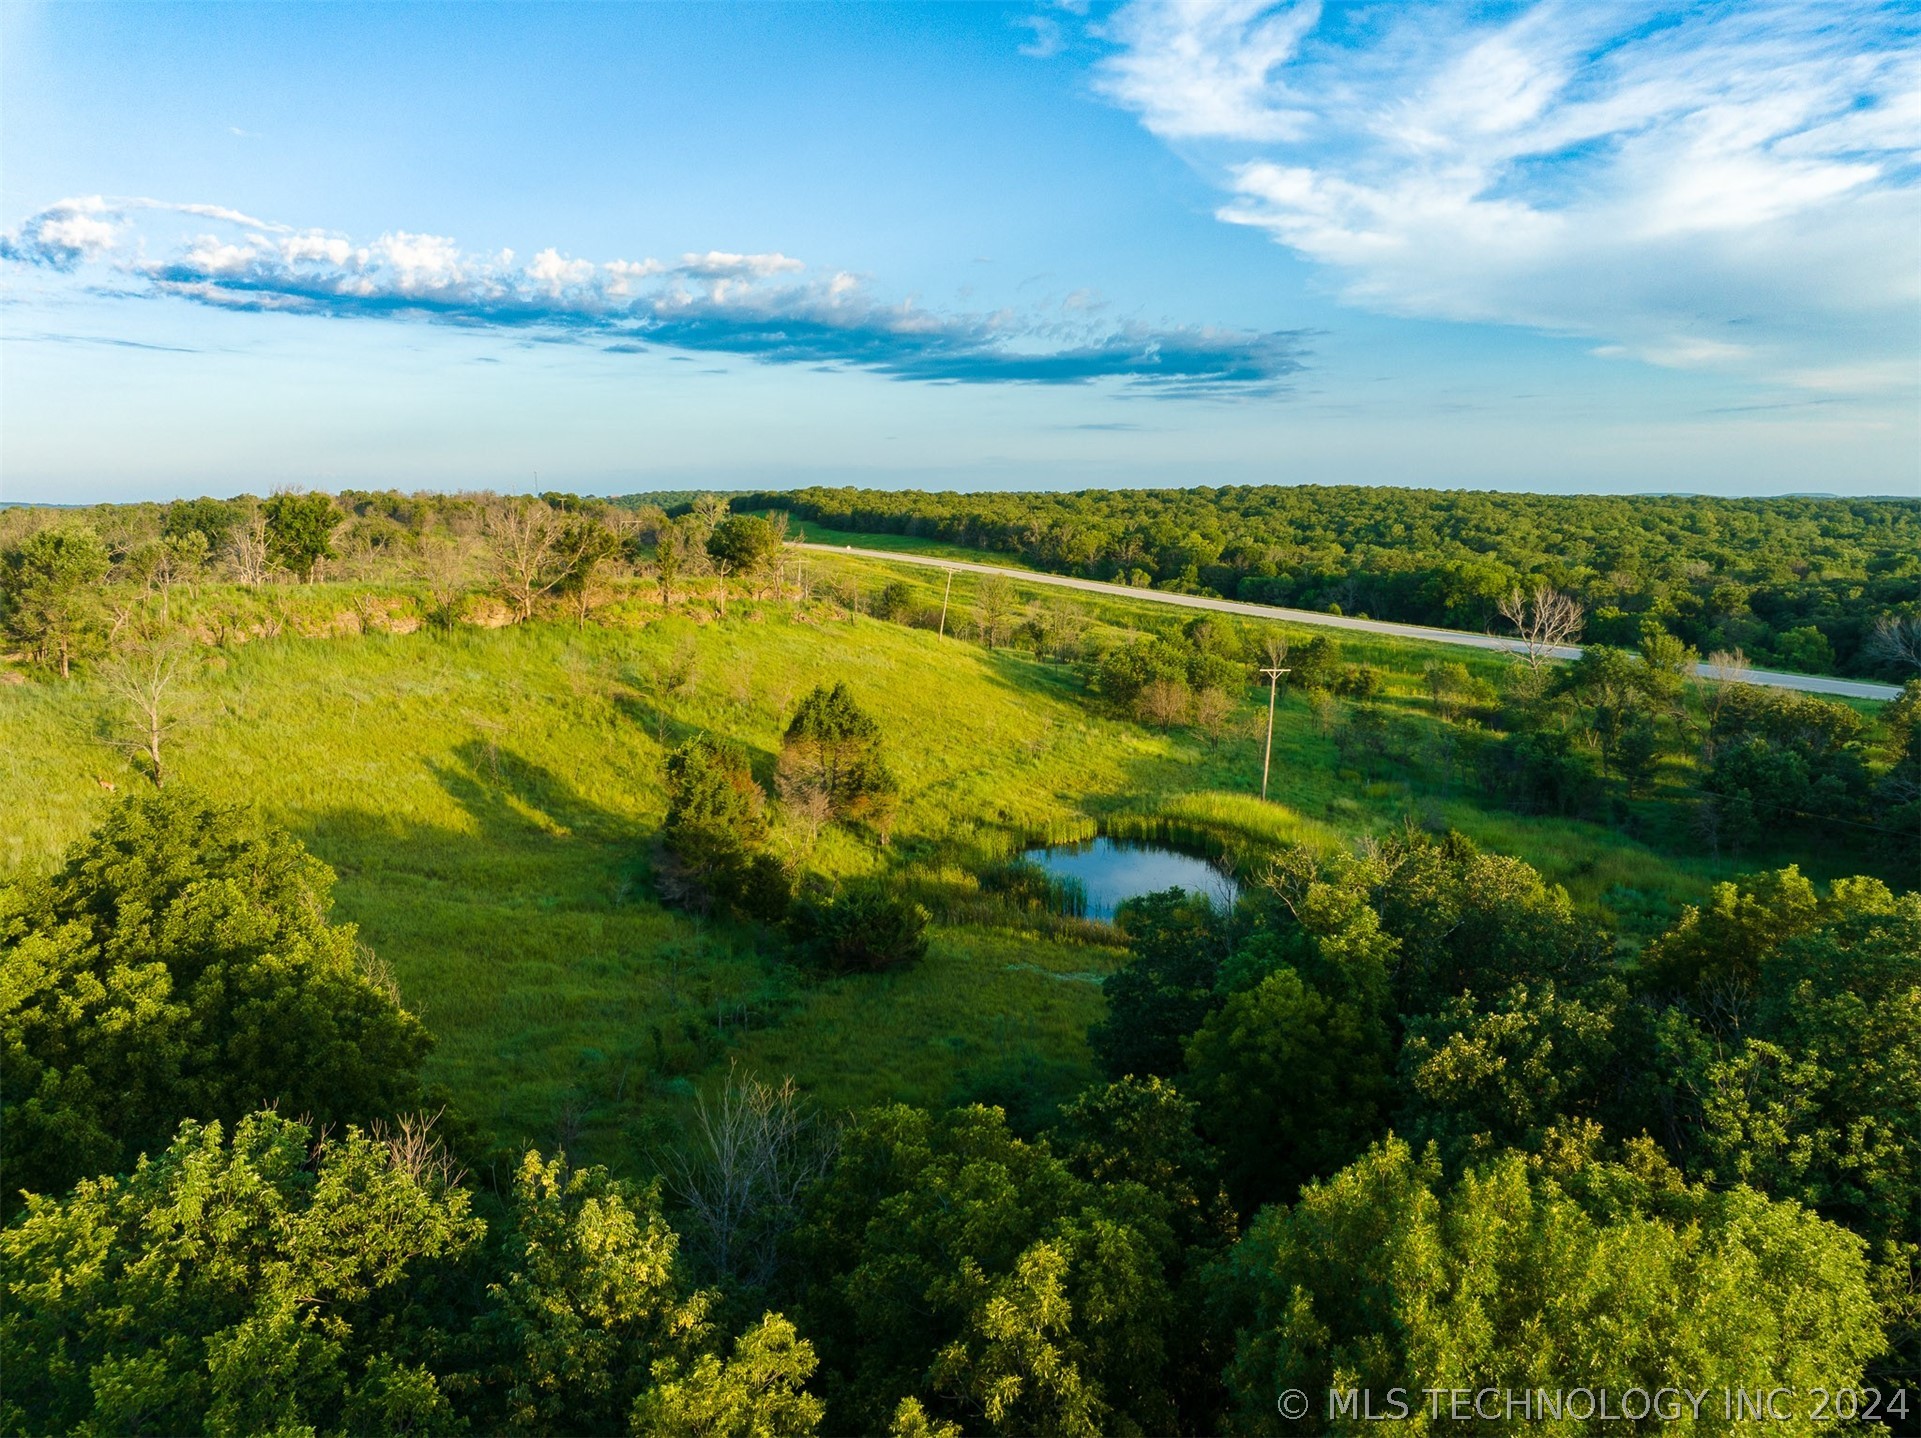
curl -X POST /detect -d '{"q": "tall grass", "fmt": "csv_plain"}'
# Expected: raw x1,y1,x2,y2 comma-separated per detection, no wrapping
4,572,1869,1170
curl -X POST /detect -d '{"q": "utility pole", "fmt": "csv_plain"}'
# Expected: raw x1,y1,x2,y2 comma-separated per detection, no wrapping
938,568,955,638
1259,666,1291,801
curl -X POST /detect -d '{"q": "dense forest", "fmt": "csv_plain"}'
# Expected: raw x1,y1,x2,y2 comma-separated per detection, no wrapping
6,792,1917,1434
3,488,1919,1434
735,485,1921,681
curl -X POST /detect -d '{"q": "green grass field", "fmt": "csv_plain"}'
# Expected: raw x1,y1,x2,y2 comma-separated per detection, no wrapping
3,565,1876,1174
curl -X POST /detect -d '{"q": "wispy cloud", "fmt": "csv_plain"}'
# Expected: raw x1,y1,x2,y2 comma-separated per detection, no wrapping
0,196,1303,394
1017,13,1066,60
1099,0,1320,141
16,331,202,353
1093,1,1921,390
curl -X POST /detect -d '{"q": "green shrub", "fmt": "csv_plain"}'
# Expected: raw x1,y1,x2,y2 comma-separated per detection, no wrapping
786,882,929,974
659,734,775,915
871,580,917,621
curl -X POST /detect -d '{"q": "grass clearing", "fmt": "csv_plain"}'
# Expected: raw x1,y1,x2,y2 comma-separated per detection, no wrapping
4,572,1867,1172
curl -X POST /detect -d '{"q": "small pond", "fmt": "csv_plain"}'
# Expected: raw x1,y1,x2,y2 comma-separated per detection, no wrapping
1019,837,1240,922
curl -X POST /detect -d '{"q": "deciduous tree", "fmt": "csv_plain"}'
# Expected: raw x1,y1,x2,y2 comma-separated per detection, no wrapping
1,525,109,676
1499,583,1584,673
263,490,339,582
0,1112,483,1437
0,791,432,1205
1219,1137,1884,1431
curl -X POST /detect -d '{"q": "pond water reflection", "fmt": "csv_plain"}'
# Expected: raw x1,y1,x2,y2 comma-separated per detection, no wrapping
1019,837,1239,922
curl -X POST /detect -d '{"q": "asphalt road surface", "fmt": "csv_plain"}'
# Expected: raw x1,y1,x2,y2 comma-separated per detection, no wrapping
793,541,1903,702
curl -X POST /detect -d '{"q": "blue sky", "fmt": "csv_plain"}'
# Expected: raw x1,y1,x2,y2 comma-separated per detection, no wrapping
3,0,1916,502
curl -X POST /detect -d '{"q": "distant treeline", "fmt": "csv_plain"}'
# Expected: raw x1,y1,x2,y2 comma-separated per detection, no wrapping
735,485,1921,680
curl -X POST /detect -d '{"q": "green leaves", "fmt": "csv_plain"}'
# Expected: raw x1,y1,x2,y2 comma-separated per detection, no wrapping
0,525,110,676
706,516,783,575
659,735,784,919
0,1113,482,1438
1089,888,1232,1081
785,882,928,975
793,1104,1184,1436
1664,885,1921,1251
1219,1138,1885,1433
1,791,431,1206
634,1313,825,1438
1701,687,1873,851
1398,981,1626,1166
262,492,339,582
489,1153,712,1433
1185,965,1392,1212
780,682,897,829
1,1111,835,1438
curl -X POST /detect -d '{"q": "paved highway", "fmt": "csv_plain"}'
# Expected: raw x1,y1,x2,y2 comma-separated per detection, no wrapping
793,541,1903,702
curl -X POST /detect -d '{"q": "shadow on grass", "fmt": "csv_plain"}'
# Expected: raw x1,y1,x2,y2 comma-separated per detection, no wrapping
426,740,638,844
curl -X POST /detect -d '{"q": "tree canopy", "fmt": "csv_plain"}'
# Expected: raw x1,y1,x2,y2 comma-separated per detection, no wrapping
262,491,338,581
742,485,1921,680
1,791,431,1209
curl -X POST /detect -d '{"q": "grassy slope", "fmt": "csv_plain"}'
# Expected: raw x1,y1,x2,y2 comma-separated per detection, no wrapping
3,613,1165,1166
3,575,1871,1171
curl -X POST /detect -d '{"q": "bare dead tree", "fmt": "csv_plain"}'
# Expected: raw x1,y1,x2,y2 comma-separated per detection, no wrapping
1704,648,1751,687
1136,678,1191,730
1498,584,1585,672
662,1066,837,1289
228,511,271,586
553,1094,586,1159
775,749,835,849
416,535,474,633
1867,615,1921,674
370,1106,467,1191
354,942,406,1008
350,588,388,635
484,499,566,622
1193,686,1232,748
98,633,190,788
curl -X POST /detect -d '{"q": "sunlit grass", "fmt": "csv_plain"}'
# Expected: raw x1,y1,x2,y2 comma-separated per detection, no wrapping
3,575,1867,1172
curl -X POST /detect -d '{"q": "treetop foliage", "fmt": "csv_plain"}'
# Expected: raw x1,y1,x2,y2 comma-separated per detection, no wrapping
1,790,432,1210
263,491,339,582
744,484,1921,679
0,1111,484,1438
0,524,111,676
0,1111,825,1438
1217,1134,1884,1432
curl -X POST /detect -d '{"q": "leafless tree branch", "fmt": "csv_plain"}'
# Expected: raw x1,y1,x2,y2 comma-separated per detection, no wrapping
1498,584,1585,672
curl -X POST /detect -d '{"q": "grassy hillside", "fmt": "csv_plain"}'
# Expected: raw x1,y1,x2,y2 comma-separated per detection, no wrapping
2,572,1881,1173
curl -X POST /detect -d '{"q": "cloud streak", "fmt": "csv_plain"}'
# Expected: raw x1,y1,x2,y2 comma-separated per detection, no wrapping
0,197,1303,394
1095,0,1921,390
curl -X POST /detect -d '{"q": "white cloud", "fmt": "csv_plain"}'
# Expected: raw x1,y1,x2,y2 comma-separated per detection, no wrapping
1098,0,1321,141
0,197,1305,391
676,250,806,280
0,196,121,266
1095,0,1921,392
